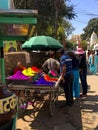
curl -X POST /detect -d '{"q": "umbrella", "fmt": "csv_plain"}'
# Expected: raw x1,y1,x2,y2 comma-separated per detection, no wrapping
21,35,63,51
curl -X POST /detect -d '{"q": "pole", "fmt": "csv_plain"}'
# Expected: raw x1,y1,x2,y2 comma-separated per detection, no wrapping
0,41,5,83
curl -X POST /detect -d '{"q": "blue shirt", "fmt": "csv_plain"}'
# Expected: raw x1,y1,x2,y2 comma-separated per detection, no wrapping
60,54,73,76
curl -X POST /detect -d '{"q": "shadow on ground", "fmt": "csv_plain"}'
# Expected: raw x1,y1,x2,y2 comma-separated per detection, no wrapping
17,97,83,130
80,91,98,130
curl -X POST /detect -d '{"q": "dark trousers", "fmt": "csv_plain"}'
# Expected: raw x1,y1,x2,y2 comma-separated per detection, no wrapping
63,74,73,105
79,70,88,94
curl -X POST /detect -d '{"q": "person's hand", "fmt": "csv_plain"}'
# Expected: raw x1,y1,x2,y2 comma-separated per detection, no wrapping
61,76,65,83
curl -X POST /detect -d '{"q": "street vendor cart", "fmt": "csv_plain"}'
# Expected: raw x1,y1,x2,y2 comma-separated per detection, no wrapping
6,72,61,117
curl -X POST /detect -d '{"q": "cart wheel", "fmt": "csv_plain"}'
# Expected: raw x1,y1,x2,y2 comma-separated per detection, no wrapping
18,97,28,116
49,93,55,116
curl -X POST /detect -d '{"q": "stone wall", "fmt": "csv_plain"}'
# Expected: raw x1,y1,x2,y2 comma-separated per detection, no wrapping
30,51,48,67
4,52,27,76
4,51,48,76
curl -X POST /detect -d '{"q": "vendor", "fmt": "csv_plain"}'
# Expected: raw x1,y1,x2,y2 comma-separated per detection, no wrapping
42,51,60,76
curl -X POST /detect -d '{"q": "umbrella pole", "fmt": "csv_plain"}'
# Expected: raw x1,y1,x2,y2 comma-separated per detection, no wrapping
0,41,5,83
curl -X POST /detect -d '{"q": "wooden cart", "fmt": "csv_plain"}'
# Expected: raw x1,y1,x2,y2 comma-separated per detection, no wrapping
7,78,61,117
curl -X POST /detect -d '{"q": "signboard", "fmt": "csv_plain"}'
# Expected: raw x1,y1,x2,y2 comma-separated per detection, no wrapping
0,94,17,114
3,41,17,53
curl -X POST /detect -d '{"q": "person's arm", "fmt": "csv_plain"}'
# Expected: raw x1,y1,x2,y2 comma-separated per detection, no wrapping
42,60,47,68
61,64,66,82
56,60,60,69
42,60,49,74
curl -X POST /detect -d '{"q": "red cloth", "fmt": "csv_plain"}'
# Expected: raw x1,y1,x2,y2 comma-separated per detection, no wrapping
13,66,26,74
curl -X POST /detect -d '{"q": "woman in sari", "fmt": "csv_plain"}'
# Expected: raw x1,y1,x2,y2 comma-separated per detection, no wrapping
88,50,97,74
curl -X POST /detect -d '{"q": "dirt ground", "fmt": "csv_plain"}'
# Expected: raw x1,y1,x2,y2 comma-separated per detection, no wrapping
16,71,98,130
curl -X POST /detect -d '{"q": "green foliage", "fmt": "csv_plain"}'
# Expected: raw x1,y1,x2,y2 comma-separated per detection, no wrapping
81,40,87,50
66,40,76,50
81,18,98,40
14,0,76,39
57,19,74,41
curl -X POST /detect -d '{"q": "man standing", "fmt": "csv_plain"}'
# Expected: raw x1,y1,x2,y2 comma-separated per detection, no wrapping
58,48,74,106
42,51,60,76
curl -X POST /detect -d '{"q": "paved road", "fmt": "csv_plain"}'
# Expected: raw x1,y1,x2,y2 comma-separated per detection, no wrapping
16,72,98,130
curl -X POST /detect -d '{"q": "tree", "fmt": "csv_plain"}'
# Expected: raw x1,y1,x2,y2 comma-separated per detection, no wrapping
81,18,98,40
66,40,75,50
14,0,76,39
81,40,87,50
57,19,74,41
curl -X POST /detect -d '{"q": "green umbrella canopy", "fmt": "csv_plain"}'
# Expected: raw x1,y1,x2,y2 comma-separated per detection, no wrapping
21,35,63,51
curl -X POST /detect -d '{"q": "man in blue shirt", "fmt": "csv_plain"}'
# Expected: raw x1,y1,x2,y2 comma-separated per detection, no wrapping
58,48,74,106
